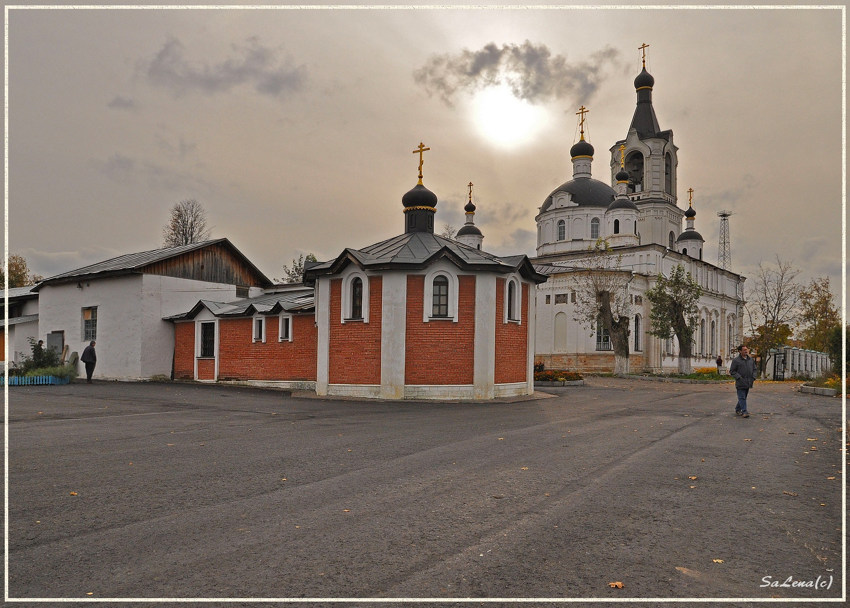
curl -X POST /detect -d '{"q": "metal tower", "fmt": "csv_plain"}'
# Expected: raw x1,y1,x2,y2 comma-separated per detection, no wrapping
717,210,733,269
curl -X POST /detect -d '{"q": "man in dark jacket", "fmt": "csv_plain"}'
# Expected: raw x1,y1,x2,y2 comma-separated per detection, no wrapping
81,341,97,384
729,345,756,418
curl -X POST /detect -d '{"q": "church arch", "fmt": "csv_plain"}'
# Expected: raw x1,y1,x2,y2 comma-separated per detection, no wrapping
423,267,459,322
625,151,644,192
504,275,522,323
341,270,370,323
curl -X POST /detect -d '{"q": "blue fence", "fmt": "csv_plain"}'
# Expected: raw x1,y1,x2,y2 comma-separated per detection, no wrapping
1,375,71,386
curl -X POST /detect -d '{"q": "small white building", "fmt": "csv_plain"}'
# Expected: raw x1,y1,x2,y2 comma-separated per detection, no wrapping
2,286,40,365
764,347,832,380
33,239,271,381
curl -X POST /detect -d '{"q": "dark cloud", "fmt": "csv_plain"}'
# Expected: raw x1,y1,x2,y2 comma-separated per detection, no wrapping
107,95,136,110
413,41,623,106
145,36,306,99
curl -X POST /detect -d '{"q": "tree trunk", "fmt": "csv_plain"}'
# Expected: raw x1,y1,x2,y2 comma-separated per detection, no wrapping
674,312,693,375
600,291,630,375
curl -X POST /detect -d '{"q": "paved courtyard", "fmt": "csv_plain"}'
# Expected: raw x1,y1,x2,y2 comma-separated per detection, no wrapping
5,377,844,605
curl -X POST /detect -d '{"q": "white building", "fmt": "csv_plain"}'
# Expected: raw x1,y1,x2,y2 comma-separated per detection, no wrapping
2,286,40,365
32,239,271,381
532,62,746,373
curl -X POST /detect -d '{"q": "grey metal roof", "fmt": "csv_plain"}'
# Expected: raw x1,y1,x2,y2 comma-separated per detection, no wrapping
540,177,616,212
3,286,38,300
0,313,38,328
165,289,315,321
35,238,271,288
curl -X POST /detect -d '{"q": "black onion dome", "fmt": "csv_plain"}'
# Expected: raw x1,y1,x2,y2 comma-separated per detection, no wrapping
402,183,438,209
541,178,615,212
634,67,655,89
676,229,704,242
570,139,594,158
456,224,483,237
684,205,696,218
464,200,476,213
615,168,630,182
607,196,638,211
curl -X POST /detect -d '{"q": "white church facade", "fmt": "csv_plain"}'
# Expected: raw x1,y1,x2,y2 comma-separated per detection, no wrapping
531,59,746,373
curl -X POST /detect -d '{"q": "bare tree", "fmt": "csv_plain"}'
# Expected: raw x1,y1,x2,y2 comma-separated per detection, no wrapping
645,264,702,374
162,199,212,248
744,256,801,374
439,223,457,239
570,238,633,375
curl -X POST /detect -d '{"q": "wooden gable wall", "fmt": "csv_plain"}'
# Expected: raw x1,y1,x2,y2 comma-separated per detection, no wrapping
139,242,268,287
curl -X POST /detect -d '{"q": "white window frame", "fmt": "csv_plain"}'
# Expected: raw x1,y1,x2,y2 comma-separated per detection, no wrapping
503,275,522,324
196,319,218,358
253,314,266,343
279,314,293,342
82,306,98,341
423,268,459,323
341,270,370,324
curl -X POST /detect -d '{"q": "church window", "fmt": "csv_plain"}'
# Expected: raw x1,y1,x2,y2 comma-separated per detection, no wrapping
200,322,215,358
665,152,673,195
682,248,688,256
545,294,551,304
571,291,576,303
634,315,642,351
557,219,565,241
595,317,611,351
614,219,620,234
253,316,266,343
432,275,449,317
279,315,293,342
554,293,568,304
699,319,706,355
554,312,567,352
591,217,600,239
710,319,716,356
668,232,675,250
504,277,522,323
350,277,363,320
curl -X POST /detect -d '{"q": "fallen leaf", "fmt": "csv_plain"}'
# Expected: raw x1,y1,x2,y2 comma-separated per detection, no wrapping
498,437,505,440
69,491,78,496
744,439,752,442
810,446,818,451
807,438,819,441
712,559,724,563
688,476,698,480
783,491,798,497
608,581,624,588
342,509,351,512
689,485,696,489
521,467,529,470
827,476,836,480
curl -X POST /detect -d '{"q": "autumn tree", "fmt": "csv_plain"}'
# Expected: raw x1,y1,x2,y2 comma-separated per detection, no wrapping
645,263,702,374
162,199,212,248
278,253,317,284
744,257,801,374
1,254,43,287
797,276,840,353
825,325,847,374
570,238,633,375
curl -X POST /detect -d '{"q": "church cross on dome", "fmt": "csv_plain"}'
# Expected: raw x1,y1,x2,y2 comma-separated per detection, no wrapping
576,105,589,140
639,43,650,68
412,142,431,185
619,144,626,168
688,187,694,206
468,181,474,201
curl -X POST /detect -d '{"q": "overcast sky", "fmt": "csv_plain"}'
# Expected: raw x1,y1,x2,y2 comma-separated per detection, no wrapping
5,2,845,306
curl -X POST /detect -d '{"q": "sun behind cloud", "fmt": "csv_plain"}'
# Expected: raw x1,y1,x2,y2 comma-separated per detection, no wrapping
469,83,549,149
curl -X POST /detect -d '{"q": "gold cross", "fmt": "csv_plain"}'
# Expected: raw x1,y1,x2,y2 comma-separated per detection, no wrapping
468,181,474,201
576,105,589,139
639,43,650,68
688,187,694,206
619,144,626,168
412,142,431,184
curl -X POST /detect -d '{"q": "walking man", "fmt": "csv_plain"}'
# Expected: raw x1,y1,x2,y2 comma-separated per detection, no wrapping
729,345,756,418
81,341,97,384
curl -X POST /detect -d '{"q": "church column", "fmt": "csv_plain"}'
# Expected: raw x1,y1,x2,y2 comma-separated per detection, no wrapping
474,274,497,399
380,272,407,399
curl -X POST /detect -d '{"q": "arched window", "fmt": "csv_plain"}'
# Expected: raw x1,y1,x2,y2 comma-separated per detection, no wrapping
668,232,675,250
591,217,600,239
350,277,363,320
504,277,522,323
432,275,449,318
710,320,716,356
665,152,673,195
557,219,566,241
614,219,620,234
699,319,706,355
682,248,688,256
507,280,516,320
634,314,641,351
625,151,644,193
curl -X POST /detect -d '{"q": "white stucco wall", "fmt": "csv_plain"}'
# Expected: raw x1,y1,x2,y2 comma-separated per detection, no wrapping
37,274,242,380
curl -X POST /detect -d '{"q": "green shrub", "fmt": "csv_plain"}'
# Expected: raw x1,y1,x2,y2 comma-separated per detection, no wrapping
24,365,77,380
17,338,62,374
534,370,583,382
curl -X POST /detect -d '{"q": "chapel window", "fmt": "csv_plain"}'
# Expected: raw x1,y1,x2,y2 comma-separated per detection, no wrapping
614,219,620,234
351,277,363,320
669,232,675,250
665,152,673,195
200,322,215,358
432,275,449,318
557,220,566,241
591,218,600,239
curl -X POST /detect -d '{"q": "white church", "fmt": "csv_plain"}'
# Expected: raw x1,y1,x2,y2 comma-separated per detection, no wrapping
531,56,746,373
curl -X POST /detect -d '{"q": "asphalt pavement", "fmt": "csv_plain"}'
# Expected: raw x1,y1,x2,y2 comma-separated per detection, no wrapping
5,377,844,606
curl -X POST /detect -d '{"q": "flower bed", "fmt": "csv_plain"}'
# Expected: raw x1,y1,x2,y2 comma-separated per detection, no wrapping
534,370,583,382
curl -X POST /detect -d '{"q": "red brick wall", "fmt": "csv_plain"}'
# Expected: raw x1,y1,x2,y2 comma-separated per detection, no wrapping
217,315,317,381
328,276,382,385
174,322,195,379
405,274,475,385
197,358,216,380
494,280,529,384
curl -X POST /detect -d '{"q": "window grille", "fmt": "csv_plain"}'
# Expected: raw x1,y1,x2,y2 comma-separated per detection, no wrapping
200,322,215,357
82,307,97,341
